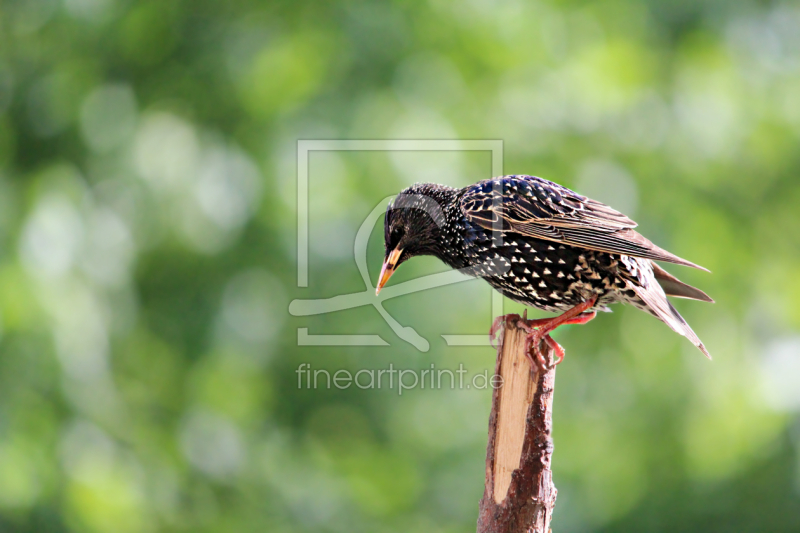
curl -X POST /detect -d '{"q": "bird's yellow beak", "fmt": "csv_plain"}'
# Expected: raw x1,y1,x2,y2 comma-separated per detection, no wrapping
376,248,402,295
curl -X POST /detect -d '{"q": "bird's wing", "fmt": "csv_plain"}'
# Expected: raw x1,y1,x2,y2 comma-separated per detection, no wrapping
460,175,708,271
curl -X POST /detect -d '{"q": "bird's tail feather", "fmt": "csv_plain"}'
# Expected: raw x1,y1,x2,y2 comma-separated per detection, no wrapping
651,263,714,302
631,282,711,359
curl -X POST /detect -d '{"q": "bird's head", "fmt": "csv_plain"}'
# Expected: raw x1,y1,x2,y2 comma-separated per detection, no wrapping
376,183,456,294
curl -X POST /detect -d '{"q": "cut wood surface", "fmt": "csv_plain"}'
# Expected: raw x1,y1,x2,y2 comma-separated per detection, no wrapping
477,316,558,533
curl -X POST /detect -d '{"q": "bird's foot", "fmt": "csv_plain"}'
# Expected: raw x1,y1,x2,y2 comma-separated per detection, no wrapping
517,296,601,375
515,320,561,374
490,297,599,375
489,313,561,373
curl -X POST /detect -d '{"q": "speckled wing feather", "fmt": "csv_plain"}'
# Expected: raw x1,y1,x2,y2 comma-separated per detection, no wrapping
460,175,709,271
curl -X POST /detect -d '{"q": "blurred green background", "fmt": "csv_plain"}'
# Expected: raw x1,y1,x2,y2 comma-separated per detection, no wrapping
2,0,800,532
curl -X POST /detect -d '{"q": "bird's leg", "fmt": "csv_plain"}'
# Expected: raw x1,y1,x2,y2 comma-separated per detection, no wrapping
520,296,599,373
489,297,598,371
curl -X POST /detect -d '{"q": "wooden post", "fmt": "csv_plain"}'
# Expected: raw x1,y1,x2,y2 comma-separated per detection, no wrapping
477,316,558,533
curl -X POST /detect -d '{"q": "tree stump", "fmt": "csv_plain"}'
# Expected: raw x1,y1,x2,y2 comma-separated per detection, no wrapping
477,316,558,533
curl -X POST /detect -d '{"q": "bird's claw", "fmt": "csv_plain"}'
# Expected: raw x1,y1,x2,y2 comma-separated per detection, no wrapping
489,313,522,350
522,329,547,374
519,323,565,375
490,312,570,374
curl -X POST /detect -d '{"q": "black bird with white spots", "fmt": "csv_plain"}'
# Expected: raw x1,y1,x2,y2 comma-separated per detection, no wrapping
377,175,713,365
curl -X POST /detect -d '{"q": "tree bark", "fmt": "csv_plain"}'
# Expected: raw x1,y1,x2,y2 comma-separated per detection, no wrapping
477,316,558,533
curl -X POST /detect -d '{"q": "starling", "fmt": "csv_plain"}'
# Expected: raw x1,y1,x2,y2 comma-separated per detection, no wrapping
376,175,713,370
